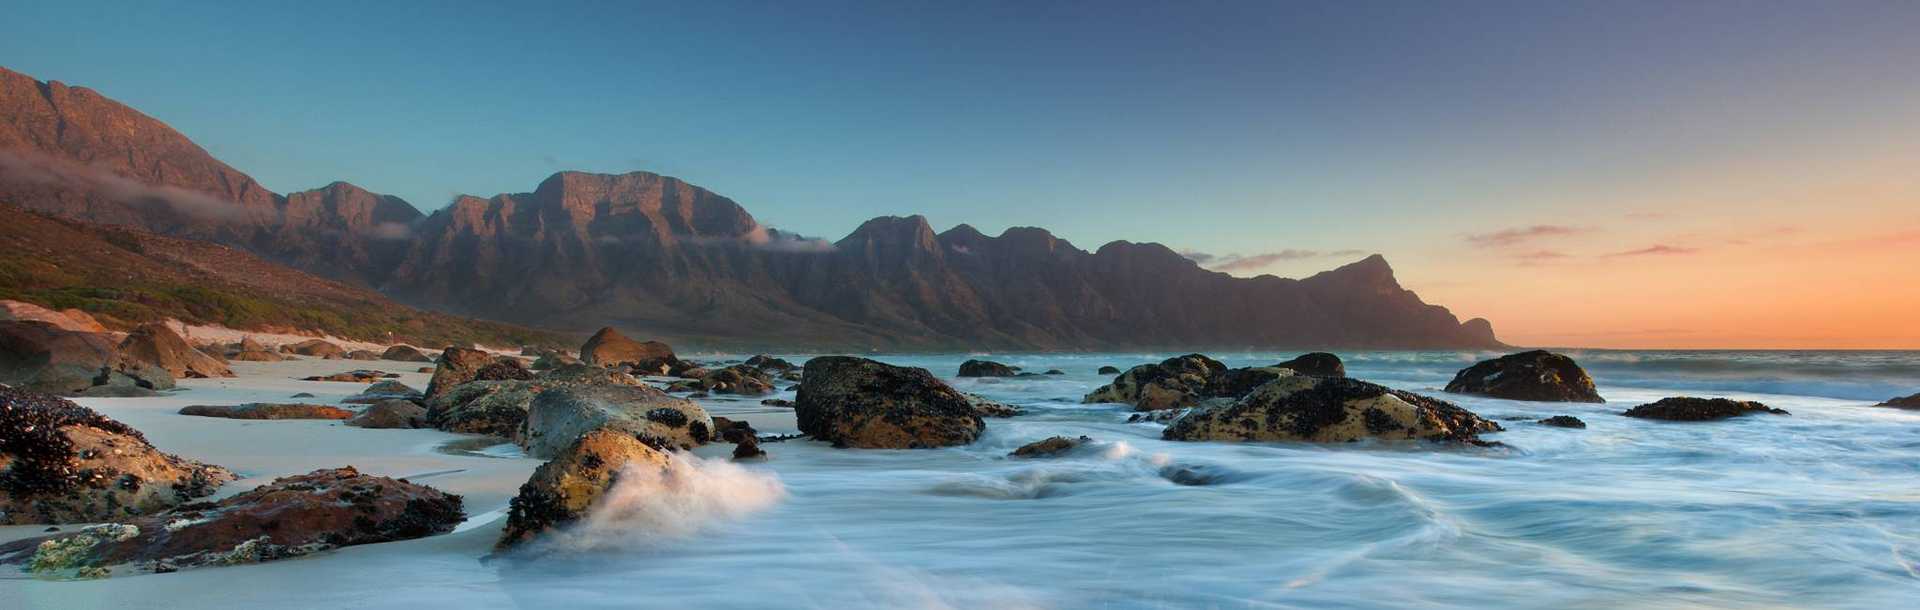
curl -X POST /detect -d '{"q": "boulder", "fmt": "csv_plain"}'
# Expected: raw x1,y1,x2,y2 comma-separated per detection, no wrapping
116,324,233,379
745,354,795,372
0,300,106,333
380,345,434,362
531,351,581,370
696,365,775,395
0,467,462,577
0,321,174,396
238,337,271,353
0,387,233,525
281,339,347,359
177,403,355,420
1444,350,1604,403
1273,352,1346,377
1098,366,1122,375
303,370,397,383
344,350,381,361
1043,369,1065,375
1163,376,1501,444
342,380,422,404
1622,397,1789,421
1010,435,1089,458
1085,354,1288,411
1537,415,1587,428
578,327,684,374
1876,393,1919,410
958,359,1019,377
793,356,985,449
497,430,669,549
425,381,546,439
425,347,528,400
523,384,712,459
347,400,428,429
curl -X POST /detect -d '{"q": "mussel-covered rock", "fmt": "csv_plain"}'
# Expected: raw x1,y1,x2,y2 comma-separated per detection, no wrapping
0,387,233,525
793,356,984,449
1621,397,1788,421
1010,435,1089,458
1273,352,1345,377
497,430,670,549
1444,350,1603,403
1163,376,1501,444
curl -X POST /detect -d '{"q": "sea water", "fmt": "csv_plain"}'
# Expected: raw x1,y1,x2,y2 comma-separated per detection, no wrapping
491,350,1920,609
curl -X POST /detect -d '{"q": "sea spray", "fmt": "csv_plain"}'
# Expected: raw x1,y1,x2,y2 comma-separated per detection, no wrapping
550,453,786,550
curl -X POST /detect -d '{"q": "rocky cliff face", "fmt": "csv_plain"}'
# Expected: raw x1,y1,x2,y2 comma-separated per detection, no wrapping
0,65,1501,350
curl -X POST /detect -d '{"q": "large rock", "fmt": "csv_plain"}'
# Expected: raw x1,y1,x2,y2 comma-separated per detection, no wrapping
0,467,463,577
0,321,174,396
281,339,347,359
0,387,233,525
178,403,356,420
1084,354,1227,410
497,430,670,549
793,356,985,449
425,347,530,400
118,323,233,379
347,400,428,429
380,345,434,362
1876,393,1919,410
523,384,712,459
578,327,683,374
958,359,1018,377
1622,397,1789,421
1444,350,1604,403
1163,376,1502,444
425,365,643,440
0,300,106,333
1273,352,1346,377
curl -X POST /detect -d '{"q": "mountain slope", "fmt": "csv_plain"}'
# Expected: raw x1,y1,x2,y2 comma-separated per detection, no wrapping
0,204,557,348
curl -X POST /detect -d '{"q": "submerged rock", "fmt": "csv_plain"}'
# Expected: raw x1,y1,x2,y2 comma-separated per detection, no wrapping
0,387,233,525
1163,376,1501,444
380,345,434,362
347,400,429,429
0,467,462,577
497,429,670,549
958,359,1018,378
1097,366,1121,375
118,324,232,379
1444,350,1603,403
523,384,712,459
1536,415,1587,429
1273,352,1346,377
177,403,355,420
0,321,174,397
1010,435,1089,458
1622,397,1789,421
793,356,985,449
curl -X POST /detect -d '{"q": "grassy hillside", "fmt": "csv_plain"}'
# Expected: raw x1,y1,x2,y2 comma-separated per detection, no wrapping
0,204,564,349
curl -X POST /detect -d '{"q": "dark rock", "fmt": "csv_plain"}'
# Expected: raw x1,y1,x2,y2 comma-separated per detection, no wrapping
1876,393,1920,410
1622,397,1789,421
531,352,581,370
303,370,396,383
497,430,669,549
178,403,355,420
1,467,462,576
289,392,315,398
958,359,1018,377
710,416,760,444
281,339,347,359
745,354,796,372
347,400,429,429
732,437,767,461
966,394,1021,418
118,324,232,379
344,350,381,361
761,398,794,408
1127,409,1187,424
380,345,434,362
1097,366,1121,375
1163,376,1501,444
1010,435,1088,458
523,384,711,458
342,380,422,404
0,387,233,524
0,321,174,396
695,364,775,395
425,348,529,399
1086,354,1292,410
1043,369,1065,375
1536,415,1587,428
793,356,985,449
1273,352,1345,377
1444,350,1603,403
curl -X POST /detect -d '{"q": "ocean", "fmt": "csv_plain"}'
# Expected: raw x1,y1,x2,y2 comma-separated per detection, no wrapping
485,350,1920,609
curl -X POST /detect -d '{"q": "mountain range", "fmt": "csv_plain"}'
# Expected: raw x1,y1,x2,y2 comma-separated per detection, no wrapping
0,65,1501,350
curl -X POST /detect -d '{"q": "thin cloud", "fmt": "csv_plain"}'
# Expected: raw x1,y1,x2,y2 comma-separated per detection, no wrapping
1466,225,1584,247
1513,250,1570,261
1181,248,1369,272
1606,244,1699,257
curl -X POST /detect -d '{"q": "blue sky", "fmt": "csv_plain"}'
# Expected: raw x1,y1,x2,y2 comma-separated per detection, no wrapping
5,1,1919,346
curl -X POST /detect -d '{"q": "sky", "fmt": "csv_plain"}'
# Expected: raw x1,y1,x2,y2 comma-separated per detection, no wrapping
3,1,1917,349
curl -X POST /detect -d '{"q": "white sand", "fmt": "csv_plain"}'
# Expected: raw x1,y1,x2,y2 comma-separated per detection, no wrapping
0,357,794,609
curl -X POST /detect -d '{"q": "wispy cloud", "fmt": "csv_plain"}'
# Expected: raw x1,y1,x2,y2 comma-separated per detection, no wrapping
1465,225,1584,247
1180,248,1368,272
1606,244,1699,257
1513,250,1571,261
